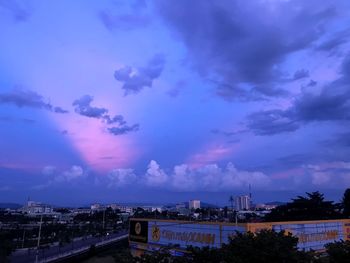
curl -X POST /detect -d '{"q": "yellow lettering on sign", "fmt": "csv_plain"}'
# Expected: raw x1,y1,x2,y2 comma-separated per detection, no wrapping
159,229,216,245
295,230,338,243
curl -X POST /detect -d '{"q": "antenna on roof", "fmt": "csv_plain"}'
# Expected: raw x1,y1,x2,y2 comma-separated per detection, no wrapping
249,184,252,199
249,184,252,208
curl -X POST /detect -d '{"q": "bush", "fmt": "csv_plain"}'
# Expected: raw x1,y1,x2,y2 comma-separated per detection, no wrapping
325,240,350,263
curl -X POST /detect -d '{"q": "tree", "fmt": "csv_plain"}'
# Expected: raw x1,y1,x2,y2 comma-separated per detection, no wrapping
265,191,340,222
342,188,350,217
123,230,316,263
0,232,14,262
325,240,350,263
219,230,315,263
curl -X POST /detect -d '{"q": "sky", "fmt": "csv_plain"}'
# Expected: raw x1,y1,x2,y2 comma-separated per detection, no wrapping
1,0,350,206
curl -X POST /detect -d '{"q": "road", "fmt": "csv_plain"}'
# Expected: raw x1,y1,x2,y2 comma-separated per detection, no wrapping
10,230,128,263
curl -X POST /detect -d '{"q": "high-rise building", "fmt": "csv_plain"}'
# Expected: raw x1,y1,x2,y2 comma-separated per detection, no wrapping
235,195,251,211
189,200,201,210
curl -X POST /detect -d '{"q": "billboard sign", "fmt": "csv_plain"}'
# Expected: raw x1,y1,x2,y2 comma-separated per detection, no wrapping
272,221,344,251
148,221,219,248
129,220,148,243
147,221,244,249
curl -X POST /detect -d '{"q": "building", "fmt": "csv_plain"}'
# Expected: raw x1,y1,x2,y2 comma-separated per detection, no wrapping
176,203,186,210
21,201,53,215
91,203,101,211
189,200,200,210
255,203,278,210
235,195,251,211
116,205,133,214
129,218,350,257
142,206,163,213
108,204,119,210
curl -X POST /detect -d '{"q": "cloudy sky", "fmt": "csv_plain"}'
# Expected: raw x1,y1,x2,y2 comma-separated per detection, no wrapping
1,0,350,206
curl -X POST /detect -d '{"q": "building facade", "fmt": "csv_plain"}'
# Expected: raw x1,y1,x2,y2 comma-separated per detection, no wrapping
189,200,200,210
235,195,251,211
21,201,53,215
129,218,350,256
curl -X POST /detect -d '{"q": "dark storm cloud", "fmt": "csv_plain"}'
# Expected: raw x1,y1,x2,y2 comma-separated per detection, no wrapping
0,88,68,114
107,124,140,135
211,80,269,101
292,69,310,81
99,10,150,31
0,0,30,22
114,54,165,95
156,0,337,100
53,106,69,114
247,89,350,136
72,95,108,118
307,80,317,87
72,95,139,136
316,29,350,53
294,91,350,121
251,85,289,97
0,89,51,109
247,53,350,136
103,114,126,125
322,132,350,148
246,109,300,136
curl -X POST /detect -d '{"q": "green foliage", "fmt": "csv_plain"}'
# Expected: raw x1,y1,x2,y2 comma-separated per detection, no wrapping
265,191,340,222
118,230,316,263
325,240,350,263
342,188,350,217
221,230,315,263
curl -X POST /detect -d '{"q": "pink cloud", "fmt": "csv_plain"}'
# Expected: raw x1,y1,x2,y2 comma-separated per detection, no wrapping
52,114,141,173
187,142,239,168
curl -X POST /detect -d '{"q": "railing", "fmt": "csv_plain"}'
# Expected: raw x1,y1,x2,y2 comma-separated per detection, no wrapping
10,231,128,263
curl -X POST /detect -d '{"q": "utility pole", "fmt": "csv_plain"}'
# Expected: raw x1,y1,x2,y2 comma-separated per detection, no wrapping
35,214,43,263
21,229,26,248
102,208,105,231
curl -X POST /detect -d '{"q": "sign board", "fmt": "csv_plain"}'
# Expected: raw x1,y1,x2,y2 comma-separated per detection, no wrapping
147,221,245,249
129,220,148,243
272,222,345,251
129,219,350,253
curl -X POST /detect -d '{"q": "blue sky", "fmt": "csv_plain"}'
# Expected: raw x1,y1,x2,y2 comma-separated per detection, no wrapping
1,0,350,206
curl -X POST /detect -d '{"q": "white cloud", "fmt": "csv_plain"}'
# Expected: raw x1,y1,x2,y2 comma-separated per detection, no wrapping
171,164,196,190
42,165,56,176
39,165,85,187
311,171,331,185
220,162,271,189
108,168,136,187
60,165,84,181
144,160,271,190
145,160,168,186
304,161,350,187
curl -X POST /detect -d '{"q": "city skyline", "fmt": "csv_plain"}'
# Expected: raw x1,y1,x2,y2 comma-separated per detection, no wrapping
1,0,350,205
